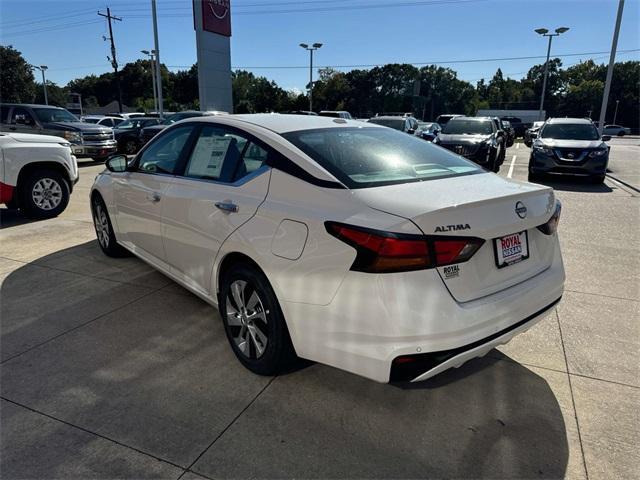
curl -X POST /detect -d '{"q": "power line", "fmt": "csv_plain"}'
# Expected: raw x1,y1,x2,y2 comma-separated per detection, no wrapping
0,19,103,38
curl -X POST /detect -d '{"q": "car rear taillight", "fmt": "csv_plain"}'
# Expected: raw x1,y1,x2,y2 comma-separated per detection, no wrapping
325,222,484,273
537,200,562,235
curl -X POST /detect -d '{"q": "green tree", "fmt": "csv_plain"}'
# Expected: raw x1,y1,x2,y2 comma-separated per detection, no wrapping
33,81,67,107
0,45,36,103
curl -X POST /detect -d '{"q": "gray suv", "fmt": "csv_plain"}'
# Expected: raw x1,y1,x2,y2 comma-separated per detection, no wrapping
529,118,610,184
0,104,117,161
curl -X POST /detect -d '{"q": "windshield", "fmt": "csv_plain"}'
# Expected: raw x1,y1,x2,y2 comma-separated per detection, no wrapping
283,127,482,189
33,108,79,123
442,119,493,135
368,118,404,130
84,118,99,124
540,123,599,140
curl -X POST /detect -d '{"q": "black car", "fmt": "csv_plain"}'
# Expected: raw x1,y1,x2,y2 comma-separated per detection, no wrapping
529,118,610,184
368,115,419,134
491,117,513,148
433,116,505,172
501,120,516,147
139,111,214,145
500,116,526,138
0,103,117,161
114,117,161,154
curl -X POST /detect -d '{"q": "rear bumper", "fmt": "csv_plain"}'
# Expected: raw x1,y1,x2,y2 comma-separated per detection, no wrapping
281,241,565,383
530,150,608,176
393,297,561,382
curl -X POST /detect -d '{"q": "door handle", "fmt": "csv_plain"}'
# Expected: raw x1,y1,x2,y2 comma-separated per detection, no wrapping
215,201,238,213
147,192,161,203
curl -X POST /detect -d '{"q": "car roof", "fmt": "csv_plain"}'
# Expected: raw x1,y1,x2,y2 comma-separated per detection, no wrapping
369,116,406,121
546,117,594,125
453,116,492,122
0,103,64,109
188,113,382,134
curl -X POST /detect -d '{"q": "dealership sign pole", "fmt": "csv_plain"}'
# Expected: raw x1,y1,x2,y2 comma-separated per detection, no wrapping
598,0,625,134
151,0,164,119
193,0,233,113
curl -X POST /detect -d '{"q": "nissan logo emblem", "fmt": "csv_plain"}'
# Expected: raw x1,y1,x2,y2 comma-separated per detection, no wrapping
515,201,527,219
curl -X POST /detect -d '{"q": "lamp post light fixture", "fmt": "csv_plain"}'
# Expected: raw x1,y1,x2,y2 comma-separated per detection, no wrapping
535,27,569,121
141,49,158,113
299,42,323,112
31,65,49,105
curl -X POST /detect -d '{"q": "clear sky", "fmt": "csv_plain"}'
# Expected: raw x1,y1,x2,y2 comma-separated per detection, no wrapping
1,0,638,91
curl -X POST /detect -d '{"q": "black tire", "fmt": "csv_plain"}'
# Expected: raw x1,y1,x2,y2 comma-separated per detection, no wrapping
91,195,130,257
122,139,138,155
497,140,506,165
528,170,541,183
19,169,70,219
220,263,297,376
617,131,625,137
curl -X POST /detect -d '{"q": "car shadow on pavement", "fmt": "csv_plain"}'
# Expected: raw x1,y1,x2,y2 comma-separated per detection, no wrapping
0,207,40,228
0,242,571,479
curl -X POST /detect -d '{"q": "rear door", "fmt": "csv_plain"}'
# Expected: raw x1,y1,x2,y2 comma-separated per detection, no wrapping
161,124,271,294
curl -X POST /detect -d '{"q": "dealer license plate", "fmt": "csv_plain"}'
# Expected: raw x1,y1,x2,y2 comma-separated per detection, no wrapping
494,231,529,268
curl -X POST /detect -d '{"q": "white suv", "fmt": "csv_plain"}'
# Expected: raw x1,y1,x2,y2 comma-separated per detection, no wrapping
0,132,78,218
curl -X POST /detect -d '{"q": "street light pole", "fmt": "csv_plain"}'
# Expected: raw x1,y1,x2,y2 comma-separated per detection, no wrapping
141,50,158,113
535,27,569,121
299,43,323,112
613,99,620,125
31,65,49,105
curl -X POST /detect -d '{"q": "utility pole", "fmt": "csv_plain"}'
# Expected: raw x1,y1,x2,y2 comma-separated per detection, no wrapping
98,7,123,113
142,50,158,112
613,99,620,125
598,0,625,134
151,0,164,119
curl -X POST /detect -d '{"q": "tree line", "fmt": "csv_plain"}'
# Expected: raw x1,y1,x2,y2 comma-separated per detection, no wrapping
1,45,638,129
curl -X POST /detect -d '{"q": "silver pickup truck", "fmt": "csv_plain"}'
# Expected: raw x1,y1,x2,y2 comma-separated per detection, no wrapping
0,103,117,161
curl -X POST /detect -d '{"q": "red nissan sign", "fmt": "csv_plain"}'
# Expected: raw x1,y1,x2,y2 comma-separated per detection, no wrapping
201,0,231,37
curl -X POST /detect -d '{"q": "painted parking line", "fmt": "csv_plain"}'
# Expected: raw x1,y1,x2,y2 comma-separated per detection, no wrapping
507,155,517,178
516,143,520,149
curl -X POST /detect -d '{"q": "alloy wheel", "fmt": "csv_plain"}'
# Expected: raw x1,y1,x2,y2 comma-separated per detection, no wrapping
226,280,269,359
31,178,62,210
93,202,110,248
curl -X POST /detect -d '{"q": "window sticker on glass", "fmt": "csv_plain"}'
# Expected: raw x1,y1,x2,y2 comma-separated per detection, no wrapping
186,136,233,179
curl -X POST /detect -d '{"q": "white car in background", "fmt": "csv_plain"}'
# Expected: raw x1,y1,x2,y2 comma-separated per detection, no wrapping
602,125,631,136
1,132,78,218
90,114,565,383
82,115,124,128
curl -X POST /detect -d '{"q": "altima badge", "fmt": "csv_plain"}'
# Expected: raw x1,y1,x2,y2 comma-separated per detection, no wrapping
515,201,527,219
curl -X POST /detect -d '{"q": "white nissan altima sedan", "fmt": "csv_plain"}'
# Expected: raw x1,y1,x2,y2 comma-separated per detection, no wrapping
91,114,564,383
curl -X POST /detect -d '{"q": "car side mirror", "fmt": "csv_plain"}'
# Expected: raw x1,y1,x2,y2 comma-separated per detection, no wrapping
407,128,416,134
106,154,128,173
601,135,611,142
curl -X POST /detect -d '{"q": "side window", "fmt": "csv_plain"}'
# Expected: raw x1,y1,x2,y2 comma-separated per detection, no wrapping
138,126,194,174
0,106,9,124
234,142,269,182
11,107,35,126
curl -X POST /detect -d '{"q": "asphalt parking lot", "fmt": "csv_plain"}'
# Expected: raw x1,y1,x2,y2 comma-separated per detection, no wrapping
1,138,638,479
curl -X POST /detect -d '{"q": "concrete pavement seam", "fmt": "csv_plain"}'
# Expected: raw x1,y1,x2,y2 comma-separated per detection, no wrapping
564,288,639,303
555,309,590,480
178,376,278,480
0,287,161,365
0,396,187,473
487,351,640,390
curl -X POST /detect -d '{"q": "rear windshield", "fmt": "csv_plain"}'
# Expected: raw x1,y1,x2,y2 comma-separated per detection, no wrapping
283,127,482,189
540,123,599,140
368,118,404,130
442,119,493,135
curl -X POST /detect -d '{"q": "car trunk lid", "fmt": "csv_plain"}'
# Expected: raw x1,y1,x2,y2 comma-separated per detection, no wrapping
352,173,558,302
